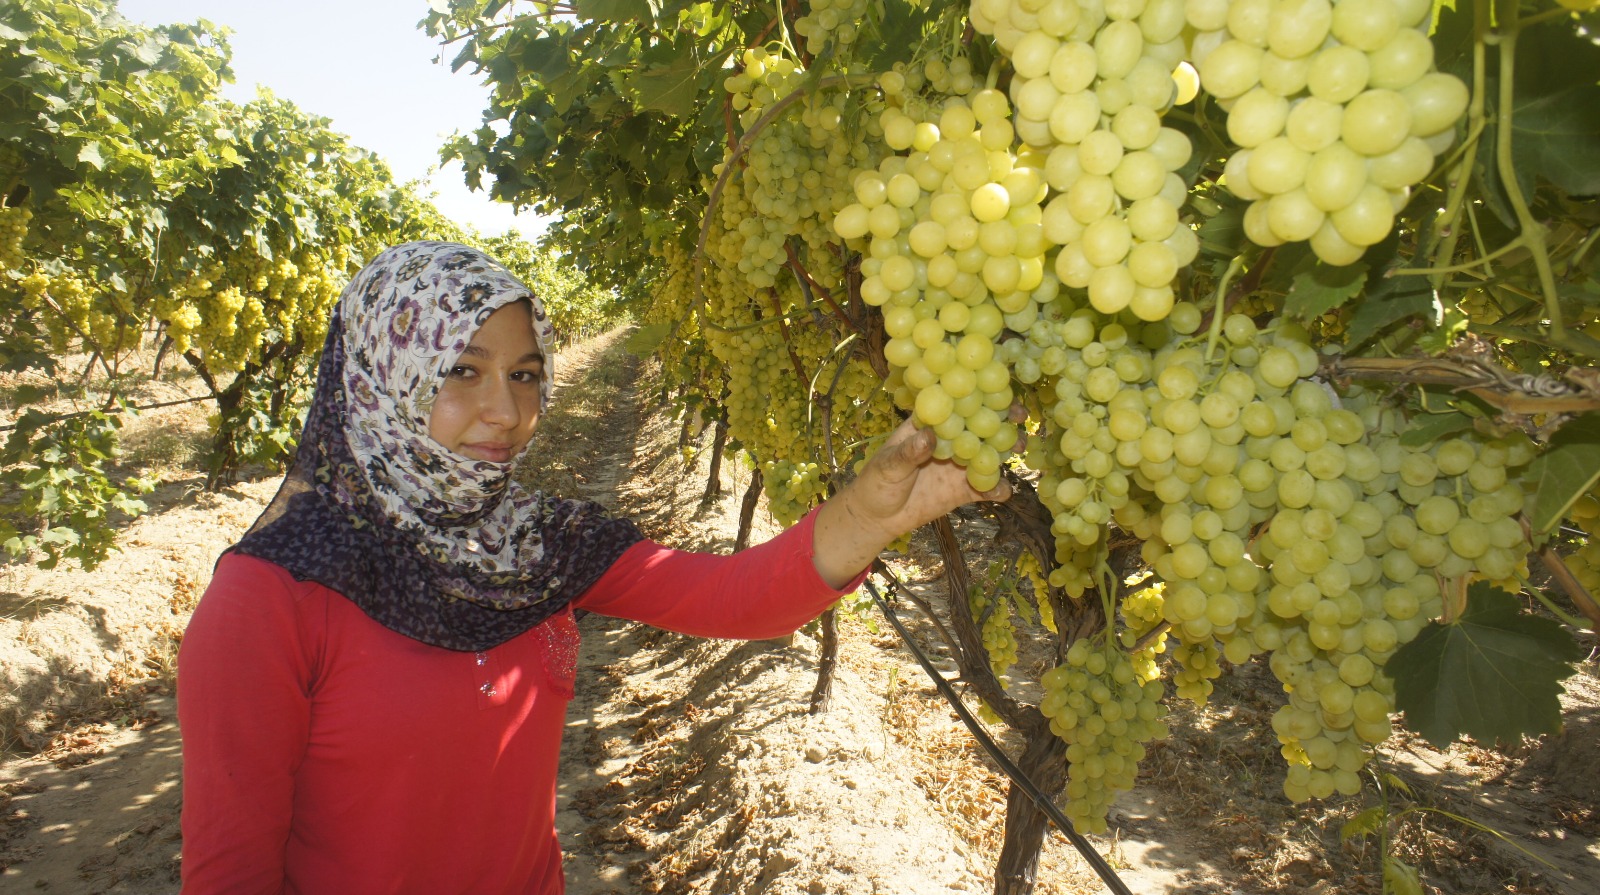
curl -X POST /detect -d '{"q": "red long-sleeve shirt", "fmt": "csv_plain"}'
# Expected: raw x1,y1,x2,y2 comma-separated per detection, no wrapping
177,509,858,894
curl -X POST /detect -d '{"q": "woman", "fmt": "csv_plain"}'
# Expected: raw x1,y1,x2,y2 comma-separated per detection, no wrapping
177,241,1007,893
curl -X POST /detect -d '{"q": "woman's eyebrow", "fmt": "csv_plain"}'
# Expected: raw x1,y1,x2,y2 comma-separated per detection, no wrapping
520,351,545,365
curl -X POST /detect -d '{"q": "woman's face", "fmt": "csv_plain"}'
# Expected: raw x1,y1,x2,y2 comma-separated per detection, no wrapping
427,300,545,463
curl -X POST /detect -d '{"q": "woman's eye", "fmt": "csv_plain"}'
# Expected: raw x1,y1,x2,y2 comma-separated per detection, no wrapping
448,364,476,379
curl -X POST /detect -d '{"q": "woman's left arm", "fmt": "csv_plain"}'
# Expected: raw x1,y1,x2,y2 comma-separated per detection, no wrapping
574,419,1008,638
811,419,1010,588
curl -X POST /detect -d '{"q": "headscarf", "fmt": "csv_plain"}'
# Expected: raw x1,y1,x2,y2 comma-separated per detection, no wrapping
228,241,643,651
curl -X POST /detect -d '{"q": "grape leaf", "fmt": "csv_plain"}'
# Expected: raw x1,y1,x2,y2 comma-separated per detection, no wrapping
1385,856,1424,895
1340,806,1386,841
1512,84,1600,197
859,0,938,71
1284,260,1369,322
1506,15,1600,198
1387,583,1584,749
77,141,105,170
574,0,657,23
1343,267,1434,348
1523,411,1600,535
629,48,700,119
1196,201,1245,254
1398,411,1473,447
624,322,672,356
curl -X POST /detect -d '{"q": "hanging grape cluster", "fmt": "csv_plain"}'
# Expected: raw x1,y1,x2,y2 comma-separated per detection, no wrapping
153,245,347,373
0,206,30,272
1190,0,1470,262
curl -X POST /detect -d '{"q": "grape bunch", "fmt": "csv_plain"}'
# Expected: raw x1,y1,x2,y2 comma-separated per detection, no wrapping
833,82,1032,492
1011,287,1541,807
1016,548,1059,633
973,0,1201,322
19,270,96,353
153,244,347,374
1041,638,1170,834
1189,0,1470,262
762,458,829,527
794,0,872,56
972,582,1022,678
0,205,31,272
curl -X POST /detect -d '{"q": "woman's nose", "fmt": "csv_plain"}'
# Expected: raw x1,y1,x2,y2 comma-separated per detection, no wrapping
480,377,521,428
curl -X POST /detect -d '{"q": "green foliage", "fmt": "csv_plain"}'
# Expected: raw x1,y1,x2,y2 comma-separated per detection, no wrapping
1282,260,1370,323
1,0,228,567
1,0,476,563
0,407,156,569
1523,412,1600,536
1502,14,1600,200
1387,583,1585,749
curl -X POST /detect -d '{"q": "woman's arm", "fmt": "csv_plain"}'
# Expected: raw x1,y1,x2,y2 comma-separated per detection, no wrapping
177,554,315,894
577,420,1009,636
575,509,859,639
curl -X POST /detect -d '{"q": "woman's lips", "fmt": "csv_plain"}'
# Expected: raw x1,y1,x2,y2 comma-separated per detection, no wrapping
463,443,514,462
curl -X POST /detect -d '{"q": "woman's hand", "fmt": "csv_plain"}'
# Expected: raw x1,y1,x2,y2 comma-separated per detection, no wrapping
811,418,1012,589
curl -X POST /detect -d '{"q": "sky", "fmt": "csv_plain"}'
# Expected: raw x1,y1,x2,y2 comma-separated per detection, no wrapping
116,0,548,239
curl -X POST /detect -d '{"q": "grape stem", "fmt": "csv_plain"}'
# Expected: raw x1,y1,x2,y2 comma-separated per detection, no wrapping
1533,544,1600,631
786,241,863,336
1421,1,1491,294
1439,573,1469,624
431,5,574,47
1566,226,1600,277
766,287,811,387
1318,354,1600,417
1391,234,1526,277
1122,620,1170,656
0,393,211,432
1524,568,1588,630
1204,255,1247,363
36,292,118,382
1517,7,1580,28
926,517,1035,730
1491,3,1565,335
807,333,860,470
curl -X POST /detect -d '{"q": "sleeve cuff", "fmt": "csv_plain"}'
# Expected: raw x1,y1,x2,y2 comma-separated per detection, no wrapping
793,504,872,596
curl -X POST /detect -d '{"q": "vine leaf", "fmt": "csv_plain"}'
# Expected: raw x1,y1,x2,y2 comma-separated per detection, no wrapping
859,0,940,70
1196,200,1245,253
1384,856,1424,895
574,0,657,23
1340,806,1387,841
74,141,106,170
1342,266,1433,348
1512,85,1600,197
1506,14,1600,198
1398,410,1473,447
630,46,700,118
1387,583,1583,749
1525,412,1600,534
1284,260,1368,322
624,322,672,356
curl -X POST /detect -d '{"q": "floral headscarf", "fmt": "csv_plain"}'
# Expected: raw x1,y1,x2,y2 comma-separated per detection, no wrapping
229,241,643,650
